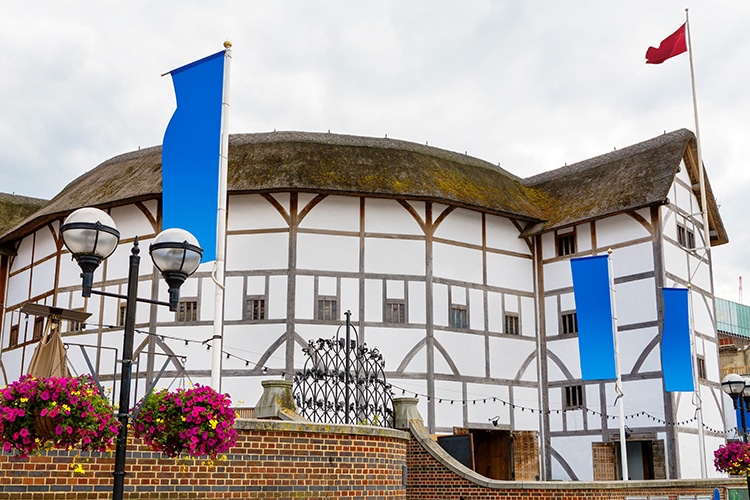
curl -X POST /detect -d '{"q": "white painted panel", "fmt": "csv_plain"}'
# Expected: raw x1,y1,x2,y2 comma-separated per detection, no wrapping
298,233,359,273
541,232,555,260
226,233,288,272
246,276,265,295
541,259,571,292
487,292,502,333
550,435,597,481
564,407,584,432
544,295,559,337
433,379,464,429
512,386,539,430
434,330,484,377
610,242,654,278
366,327,425,373
110,204,156,239
615,278,657,326
469,289,484,331
318,276,336,296
486,253,533,292
505,294,519,314
298,195,359,232
546,337,581,381
689,254,711,291
224,276,243,321
408,281,426,324
11,237,33,271
364,238,424,275
521,296,535,338
560,292,575,311
485,215,529,254
676,432,703,479
433,283,448,327
33,226,58,261
596,213,651,249
433,243,482,284
584,385,601,431
451,285,466,306
386,280,404,299
488,336,537,380
577,223,592,253
58,256,84,290
433,209,482,246
662,242,688,282
199,279,215,322
364,198,423,235
364,279,382,322
466,382,509,426
619,328,661,374
270,275,289,320
6,271,30,307
227,194,289,231
294,275,314,320
398,342,427,373
340,278,359,320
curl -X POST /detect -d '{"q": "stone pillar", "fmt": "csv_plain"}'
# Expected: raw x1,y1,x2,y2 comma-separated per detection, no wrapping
254,379,296,419
393,397,422,430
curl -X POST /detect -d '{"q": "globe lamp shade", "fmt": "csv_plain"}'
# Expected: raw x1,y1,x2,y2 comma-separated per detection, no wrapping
722,373,747,397
149,228,203,310
60,207,121,296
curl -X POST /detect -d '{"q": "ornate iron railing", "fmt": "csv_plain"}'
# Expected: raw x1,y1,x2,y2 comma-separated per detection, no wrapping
293,311,394,427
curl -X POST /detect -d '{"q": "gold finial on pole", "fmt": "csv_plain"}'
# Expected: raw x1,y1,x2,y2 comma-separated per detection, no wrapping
223,40,232,49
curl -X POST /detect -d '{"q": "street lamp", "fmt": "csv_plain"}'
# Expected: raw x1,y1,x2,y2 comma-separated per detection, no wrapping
61,207,202,500
722,373,748,441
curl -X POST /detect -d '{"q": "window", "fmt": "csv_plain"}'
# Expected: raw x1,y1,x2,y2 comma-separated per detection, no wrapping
696,355,706,380
33,317,44,340
9,325,19,348
450,305,468,329
677,224,695,250
504,314,520,335
245,298,266,320
385,301,406,324
556,232,576,257
68,308,86,332
561,312,578,335
118,304,127,327
317,298,338,321
177,300,198,322
564,385,584,410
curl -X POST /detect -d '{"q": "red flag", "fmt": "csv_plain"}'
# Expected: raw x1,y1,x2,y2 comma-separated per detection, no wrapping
645,23,687,64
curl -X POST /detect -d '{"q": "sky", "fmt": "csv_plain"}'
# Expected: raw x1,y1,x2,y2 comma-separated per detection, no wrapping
0,1,748,301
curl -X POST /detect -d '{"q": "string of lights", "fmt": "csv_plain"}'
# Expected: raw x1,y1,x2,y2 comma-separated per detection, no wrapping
74,320,736,435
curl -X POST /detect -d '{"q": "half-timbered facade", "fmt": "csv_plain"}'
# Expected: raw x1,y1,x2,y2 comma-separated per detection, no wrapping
0,129,729,481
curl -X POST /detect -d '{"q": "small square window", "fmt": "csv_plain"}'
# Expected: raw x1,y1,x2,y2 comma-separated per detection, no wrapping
68,308,86,332
385,301,406,324
245,298,266,320
561,312,578,335
696,356,706,380
556,233,576,257
177,300,198,322
9,325,19,348
564,385,584,410
450,305,468,329
677,224,696,250
33,317,44,340
317,298,338,321
504,314,520,335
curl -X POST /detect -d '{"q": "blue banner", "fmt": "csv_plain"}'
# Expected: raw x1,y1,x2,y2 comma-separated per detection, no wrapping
570,255,616,381
661,288,694,392
162,50,225,262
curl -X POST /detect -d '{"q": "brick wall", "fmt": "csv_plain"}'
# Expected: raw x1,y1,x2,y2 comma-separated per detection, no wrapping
0,419,409,499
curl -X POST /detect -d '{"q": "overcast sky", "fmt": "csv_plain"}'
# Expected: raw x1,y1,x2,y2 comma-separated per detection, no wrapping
1,1,748,301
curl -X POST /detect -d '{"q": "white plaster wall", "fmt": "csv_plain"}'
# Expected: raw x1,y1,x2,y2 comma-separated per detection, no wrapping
408,281,426,324
551,435,596,481
469,288,483,331
298,233,359,273
227,194,288,231
466,382,510,426
546,337,581,381
269,275,289,320
433,379,465,429
364,198,424,235
110,204,157,239
615,278,657,326
10,237,33,272
545,295,559,337
226,233,289,271
521,296,535,337
486,253,533,292
595,211,652,249
433,283,448,327
298,195,360,232
433,208,482,247
224,276,243,321
365,326,425,372
619,328,661,373
485,215,529,255
487,291,501,333
512,386,540,430
433,242,483,284
488,336,537,380
541,232,555,261
365,238,425,275
542,260,572,292
364,279,382,322
577,223,592,253
610,242,654,278
434,330,485,377
340,278,359,318
6,270,30,307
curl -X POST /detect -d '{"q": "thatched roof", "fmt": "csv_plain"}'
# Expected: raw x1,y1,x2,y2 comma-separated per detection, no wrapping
0,193,48,252
0,129,728,248
520,128,728,245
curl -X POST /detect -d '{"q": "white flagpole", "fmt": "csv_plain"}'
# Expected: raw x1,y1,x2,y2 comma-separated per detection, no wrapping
210,41,232,391
685,9,709,478
608,249,628,481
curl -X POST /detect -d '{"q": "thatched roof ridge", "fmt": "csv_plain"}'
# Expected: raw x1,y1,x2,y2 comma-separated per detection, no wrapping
519,128,728,245
0,193,48,242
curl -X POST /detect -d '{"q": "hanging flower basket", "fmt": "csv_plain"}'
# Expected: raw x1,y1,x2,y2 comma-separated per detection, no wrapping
0,374,120,458
714,441,750,476
133,384,236,460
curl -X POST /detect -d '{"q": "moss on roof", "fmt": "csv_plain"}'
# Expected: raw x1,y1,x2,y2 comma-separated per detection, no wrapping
0,193,48,237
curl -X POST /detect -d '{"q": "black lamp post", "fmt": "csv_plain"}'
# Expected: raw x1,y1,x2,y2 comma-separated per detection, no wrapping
61,207,202,500
721,373,750,498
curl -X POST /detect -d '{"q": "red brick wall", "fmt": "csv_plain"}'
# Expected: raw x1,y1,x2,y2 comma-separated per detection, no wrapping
0,420,409,499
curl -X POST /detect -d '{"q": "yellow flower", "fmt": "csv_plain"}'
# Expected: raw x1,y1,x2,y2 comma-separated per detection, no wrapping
71,462,85,475
20,397,28,403
209,419,218,429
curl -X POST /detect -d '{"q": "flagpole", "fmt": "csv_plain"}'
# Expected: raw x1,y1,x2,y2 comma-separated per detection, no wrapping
608,249,628,481
210,41,232,391
685,9,709,478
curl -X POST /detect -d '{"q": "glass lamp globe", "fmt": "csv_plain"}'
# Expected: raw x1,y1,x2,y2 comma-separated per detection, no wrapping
149,228,203,310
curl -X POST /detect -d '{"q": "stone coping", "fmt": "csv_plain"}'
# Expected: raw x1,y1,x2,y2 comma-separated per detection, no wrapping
235,417,410,441
408,419,744,490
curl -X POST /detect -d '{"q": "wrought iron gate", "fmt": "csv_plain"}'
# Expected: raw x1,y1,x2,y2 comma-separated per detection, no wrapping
293,311,394,427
